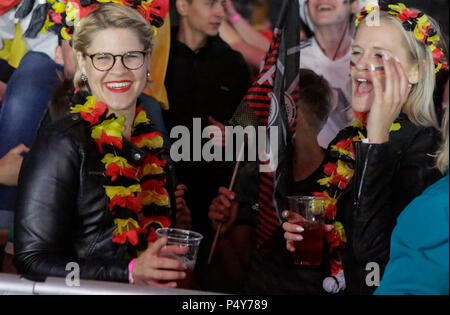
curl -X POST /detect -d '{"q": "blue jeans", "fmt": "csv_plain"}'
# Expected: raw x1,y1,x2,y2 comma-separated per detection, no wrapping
0,52,63,228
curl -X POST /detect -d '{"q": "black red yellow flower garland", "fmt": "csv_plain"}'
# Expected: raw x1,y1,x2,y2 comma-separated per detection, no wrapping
70,90,171,254
356,2,448,73
40,0,169,40
314,112,401,277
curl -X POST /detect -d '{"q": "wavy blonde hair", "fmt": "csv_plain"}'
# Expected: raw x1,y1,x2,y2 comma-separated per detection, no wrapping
72,4,154,91
378,11,446,129
436,106,449,174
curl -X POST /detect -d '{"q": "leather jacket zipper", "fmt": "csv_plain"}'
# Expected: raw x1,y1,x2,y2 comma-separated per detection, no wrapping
354,143,373,209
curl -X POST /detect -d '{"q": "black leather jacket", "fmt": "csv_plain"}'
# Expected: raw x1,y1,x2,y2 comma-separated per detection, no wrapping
334,115,442,294
14,112,166,282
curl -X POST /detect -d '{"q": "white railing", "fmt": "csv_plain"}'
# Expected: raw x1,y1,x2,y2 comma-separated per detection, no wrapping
0,273,223,295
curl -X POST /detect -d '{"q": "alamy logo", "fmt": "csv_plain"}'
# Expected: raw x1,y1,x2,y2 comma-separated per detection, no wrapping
169,118,279,173
365,262,381,287
65,262,80,287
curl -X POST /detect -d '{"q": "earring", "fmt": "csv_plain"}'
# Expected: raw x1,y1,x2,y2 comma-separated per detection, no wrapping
146,71,150,78
81,73,88,82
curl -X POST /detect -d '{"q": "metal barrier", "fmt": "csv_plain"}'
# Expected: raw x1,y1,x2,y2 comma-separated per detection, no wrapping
0,273,224,295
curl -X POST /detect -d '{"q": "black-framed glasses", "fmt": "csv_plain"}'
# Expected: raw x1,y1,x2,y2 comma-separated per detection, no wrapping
85,51,147,71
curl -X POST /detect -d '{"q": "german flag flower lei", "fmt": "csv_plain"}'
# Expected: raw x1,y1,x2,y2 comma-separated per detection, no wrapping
313,112,401,280
70,90,171,255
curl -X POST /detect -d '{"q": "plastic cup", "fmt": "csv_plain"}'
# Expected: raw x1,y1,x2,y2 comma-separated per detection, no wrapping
155,227,203,289
287,196,327,266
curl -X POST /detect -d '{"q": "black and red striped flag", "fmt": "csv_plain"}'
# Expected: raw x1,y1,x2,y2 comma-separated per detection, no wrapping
240,0,302,246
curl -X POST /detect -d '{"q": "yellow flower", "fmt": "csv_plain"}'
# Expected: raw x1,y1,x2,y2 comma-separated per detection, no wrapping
91,117,124,139
141,190,169,207
318,176,333,188
104,184,142,199
53,2,67,13
331,145,352,157
41,15,54,34
61,27,72,40
388,3,406,14
336,160,354,179
142,163,165,176
113,218,141,235
70,96,97,114
333,221,347,243
136,135,164,150
101,153,133,169
390,122,401,132
133,110,151,129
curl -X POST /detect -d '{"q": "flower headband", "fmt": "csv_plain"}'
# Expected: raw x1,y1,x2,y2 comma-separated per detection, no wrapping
40,0,169,40
355,2,448,73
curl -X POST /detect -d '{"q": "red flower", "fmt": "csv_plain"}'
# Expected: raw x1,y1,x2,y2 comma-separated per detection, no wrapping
112,228,146,246
433,47,444,65
109,195,143,213
105,163,138,181
352,111,367,125
325,204,337,220
140,216,171,230
398,8,418,21
94,129,123,153
147,227,158,243
330,260,343,276
79,101,107,125
323,162,338,176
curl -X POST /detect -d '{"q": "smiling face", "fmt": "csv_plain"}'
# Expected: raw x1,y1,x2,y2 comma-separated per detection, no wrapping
178,0,226,37
77,28,149,115
350,19,419,113
307,0,355,27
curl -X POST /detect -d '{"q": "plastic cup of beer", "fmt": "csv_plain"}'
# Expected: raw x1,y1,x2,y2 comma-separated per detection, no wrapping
287,196,327,266
155,227,203,289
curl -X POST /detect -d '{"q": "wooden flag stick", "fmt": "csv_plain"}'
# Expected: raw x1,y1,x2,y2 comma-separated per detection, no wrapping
207,142,245,264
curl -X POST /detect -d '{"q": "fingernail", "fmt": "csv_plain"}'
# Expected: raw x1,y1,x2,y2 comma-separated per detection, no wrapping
394,56,400,63
282,211,289,218
181,272,186,279
383,53,390,61
370,64,375,71
296,226,304,232
296,235,303,241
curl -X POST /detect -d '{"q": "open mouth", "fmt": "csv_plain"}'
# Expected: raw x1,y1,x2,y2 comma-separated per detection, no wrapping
317,4,335,12
354,78,374,97
105,81,132,93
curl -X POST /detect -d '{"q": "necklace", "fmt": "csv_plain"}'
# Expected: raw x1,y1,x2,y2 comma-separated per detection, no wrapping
70,90,171,256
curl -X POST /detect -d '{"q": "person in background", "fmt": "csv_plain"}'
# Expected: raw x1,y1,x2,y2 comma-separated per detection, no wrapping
298,0,360,149
164,0,251,238
219,0,270,74
14,3,189,287
209,68,334,294
374,106,449,295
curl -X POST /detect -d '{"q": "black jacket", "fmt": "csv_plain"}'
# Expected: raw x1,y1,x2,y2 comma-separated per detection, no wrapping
333,115,442,294
163,31,251,235
14,112,162,282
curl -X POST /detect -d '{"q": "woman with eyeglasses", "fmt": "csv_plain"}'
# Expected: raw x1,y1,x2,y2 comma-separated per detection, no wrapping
13,3,190,288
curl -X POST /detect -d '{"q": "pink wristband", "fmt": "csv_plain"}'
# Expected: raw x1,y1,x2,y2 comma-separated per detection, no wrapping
128,258,136,284
229,13,241,24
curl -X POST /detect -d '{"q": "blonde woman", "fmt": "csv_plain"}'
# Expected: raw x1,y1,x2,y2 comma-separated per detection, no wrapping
282,2,447,294
14,4,190,288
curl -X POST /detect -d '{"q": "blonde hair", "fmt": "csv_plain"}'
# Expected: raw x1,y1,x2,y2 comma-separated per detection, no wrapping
378,11,446,129
72,4,154,91
436,106,449,174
